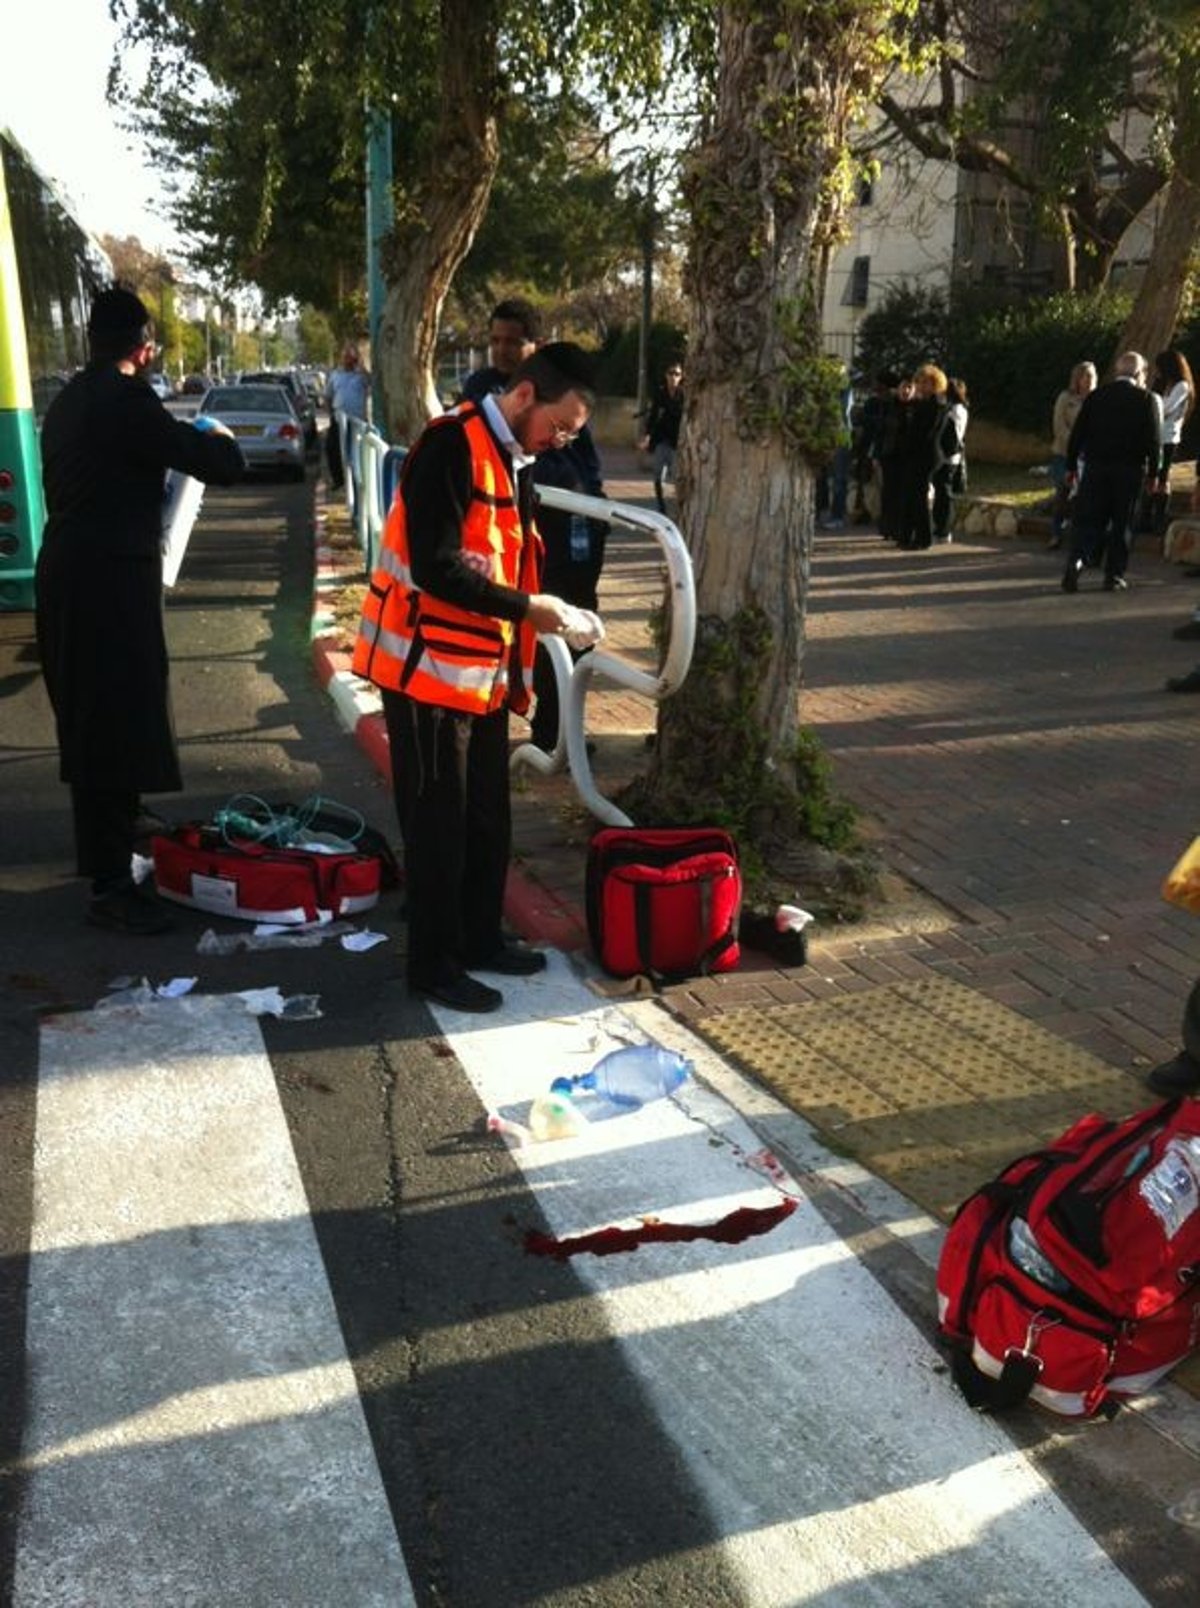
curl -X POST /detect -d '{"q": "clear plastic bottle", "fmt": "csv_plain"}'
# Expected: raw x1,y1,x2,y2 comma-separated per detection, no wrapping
1008,1216,1069,1292
553,1044,692,1110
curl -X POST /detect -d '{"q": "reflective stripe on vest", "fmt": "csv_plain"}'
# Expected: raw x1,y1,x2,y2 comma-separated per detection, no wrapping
351,404,541,716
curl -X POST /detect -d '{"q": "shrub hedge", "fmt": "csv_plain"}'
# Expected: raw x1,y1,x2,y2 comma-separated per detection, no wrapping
853,281,1200,443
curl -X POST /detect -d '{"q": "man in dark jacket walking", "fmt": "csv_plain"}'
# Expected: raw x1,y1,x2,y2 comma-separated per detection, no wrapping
1062,351,1162,593
638,361,684,514
36,287,243,933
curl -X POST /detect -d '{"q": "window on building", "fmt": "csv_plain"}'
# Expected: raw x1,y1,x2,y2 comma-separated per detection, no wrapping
843,255,870,307
857,176,874,206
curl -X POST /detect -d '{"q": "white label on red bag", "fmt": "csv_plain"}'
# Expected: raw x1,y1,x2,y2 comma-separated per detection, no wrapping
1139,1137,1200,1238
190,872,239,914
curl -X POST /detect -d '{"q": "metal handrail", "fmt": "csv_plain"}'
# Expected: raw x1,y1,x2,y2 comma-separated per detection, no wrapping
510,487,695,827
336,424,696,826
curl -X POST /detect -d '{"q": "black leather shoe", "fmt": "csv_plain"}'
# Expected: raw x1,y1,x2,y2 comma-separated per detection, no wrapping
1146,1052,1200,1096
465,940,548,976
87,883,175,935
411,974,503,1013
1102,574,1128,591
1166,667,1200,693
1061,561,1081,593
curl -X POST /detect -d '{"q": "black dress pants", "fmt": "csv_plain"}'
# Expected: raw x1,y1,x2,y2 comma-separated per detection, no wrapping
71,785,139,891
1070,460,1143,579
382,690,510,987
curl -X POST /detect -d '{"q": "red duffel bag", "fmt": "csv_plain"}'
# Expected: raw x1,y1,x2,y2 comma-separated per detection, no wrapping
586,826,742,982
937,1097,1200,1418
152,823,382,925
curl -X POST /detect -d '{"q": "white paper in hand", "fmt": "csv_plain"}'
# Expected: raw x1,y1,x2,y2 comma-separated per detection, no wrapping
160,470,206,587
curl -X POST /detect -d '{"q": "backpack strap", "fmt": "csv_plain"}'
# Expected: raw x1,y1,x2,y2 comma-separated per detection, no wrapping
950,1346,1043,1413
632,882,738,989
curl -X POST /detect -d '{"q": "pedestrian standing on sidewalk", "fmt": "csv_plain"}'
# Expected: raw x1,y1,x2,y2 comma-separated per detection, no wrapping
1061,351,1162,593
1144,978,1200,1094
932,376,969,543
35,286,243,933
1047,361,1097,550
461,298,607,756
324,343,371,491
1149,349,1195,536
352,343,596,1014
896,364,947,550
874,373,912,542
638,360,684,514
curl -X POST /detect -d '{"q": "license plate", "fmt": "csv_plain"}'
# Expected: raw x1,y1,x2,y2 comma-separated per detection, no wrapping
231,424,261,437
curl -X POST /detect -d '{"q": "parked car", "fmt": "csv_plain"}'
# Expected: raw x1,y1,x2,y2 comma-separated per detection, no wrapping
238,370,318,451
198,383,306,481
180,373,210,396
147,372,174,400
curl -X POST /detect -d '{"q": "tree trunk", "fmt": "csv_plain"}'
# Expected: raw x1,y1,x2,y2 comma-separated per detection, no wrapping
644,5,878,843
1116,48,1200,362
376,0,502,441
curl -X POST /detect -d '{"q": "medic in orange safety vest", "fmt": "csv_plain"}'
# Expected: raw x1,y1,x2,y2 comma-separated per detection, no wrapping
353,401,545,714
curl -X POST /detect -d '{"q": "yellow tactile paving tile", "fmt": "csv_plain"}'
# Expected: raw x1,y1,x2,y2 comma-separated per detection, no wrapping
692,976,1147,1222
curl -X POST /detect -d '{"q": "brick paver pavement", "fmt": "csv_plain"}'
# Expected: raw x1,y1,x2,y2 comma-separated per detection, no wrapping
512,447,1200,1086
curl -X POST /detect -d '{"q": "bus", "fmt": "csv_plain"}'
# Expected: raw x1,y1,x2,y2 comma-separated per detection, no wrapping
0,128,109,609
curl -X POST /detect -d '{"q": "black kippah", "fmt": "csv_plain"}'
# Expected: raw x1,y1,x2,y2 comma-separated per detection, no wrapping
88,286,151,337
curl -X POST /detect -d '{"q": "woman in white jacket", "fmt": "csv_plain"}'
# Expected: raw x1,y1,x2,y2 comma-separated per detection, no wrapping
1151,349,1195,533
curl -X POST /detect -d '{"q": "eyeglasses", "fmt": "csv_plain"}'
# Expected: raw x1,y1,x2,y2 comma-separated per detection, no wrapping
548,419,581,444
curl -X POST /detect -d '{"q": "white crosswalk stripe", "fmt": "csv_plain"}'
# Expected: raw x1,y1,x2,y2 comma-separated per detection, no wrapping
16,993,415,1608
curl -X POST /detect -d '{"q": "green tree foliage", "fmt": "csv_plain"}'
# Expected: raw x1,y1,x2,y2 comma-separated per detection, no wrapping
852,282,948,382
948,292,1132,436
109,0,716,434
594,318,686,395
451,89,644,327
110,1,366,324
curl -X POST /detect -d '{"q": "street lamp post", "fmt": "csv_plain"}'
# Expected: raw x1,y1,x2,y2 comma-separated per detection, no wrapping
366,101,394,426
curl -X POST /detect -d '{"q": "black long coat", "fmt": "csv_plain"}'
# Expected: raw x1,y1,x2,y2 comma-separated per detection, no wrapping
35,364,243,791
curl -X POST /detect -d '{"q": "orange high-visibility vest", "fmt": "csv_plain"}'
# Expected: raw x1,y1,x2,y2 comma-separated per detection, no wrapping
352,403,542,716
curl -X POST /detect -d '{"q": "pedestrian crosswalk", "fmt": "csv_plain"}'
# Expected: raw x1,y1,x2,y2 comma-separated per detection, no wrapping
15,993,414,1607
7,959,1170,1604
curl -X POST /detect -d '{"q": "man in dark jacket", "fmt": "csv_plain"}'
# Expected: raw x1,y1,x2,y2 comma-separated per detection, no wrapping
460,298,606,753
36,287,243,933
1062,351,1162,593
638,361,684,513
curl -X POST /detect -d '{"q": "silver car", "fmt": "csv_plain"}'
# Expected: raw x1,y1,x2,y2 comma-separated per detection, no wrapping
198,384,306,481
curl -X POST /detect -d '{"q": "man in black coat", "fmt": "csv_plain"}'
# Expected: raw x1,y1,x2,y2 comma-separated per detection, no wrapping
1062,351,1162,593
460,297,607,754
36,287,243,933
